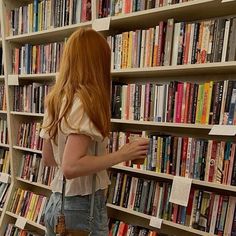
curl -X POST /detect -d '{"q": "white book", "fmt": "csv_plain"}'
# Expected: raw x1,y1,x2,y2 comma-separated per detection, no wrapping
209,195,220,234
188,23,195,64
36,196,47,224
171,23,181,66
224,196,236,235
69,0,74,25
127,177,138,209
112,173,121,204
75,0,82,23
140,30,146,68
129,84,135,120
222,20,230,62
185,137,192,178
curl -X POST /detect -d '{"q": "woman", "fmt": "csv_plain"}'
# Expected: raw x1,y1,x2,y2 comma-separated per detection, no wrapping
40,28,149,236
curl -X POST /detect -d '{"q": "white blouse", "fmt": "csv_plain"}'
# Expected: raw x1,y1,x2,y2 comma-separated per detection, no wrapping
40,96,111,196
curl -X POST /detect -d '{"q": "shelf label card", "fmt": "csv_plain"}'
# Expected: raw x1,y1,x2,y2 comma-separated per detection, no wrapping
8,75,19,86
149,217,162,229
15,216,27,229
169,176,192,207
209,125,236,136
92,17,111,31
222,0,236,2
0,173,10,183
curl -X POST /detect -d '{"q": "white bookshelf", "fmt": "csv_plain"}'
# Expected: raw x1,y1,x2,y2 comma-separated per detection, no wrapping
0,0,235,235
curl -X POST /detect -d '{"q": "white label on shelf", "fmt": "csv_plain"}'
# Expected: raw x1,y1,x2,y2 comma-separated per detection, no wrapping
15,216,27,229
8,75,19,86
209,125,236,136
169,176,192,207
149,216,162,229
92,17,111,31
0,172,9,183
222,0,236,2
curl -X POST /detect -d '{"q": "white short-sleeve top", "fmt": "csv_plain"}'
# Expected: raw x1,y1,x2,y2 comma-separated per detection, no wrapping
40,96,111,196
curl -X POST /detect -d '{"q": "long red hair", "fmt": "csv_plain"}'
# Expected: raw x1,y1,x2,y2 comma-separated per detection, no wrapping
44,28,111,141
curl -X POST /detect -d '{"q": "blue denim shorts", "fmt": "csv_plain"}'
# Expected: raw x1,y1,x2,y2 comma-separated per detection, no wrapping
44,190,109,236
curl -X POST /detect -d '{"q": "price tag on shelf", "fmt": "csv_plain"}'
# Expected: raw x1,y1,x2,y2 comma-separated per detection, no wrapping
0,172,10,183
169,176,192,207
149,216,162,229
92,17,111,31
15,216,27,229
209,125,236,136
222,0,236,2
8,74,19,86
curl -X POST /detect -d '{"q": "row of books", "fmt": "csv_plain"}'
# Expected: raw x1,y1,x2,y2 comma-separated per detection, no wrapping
98,0,191,18
10,188,48,224
5,225,40,236
17,122,43,151
111,80,236,125
13,84,51,114
109,219,160,236
0,149,10,174
0,182,10,209
107,17,236,69
19,153,57,186
108,132,236,186
0,85,6,111
107,172,236,234
12,42,64,75
7,0,92,36
0,118,8,145
0,48,4,75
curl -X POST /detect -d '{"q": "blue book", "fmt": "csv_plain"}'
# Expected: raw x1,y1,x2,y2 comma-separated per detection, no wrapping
33,0,39,32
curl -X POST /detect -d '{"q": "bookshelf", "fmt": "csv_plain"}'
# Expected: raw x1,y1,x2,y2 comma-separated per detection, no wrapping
0,0,235,235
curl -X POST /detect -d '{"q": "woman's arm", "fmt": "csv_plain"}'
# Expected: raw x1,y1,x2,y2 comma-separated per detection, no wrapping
62,134,149,179
42,139,57,166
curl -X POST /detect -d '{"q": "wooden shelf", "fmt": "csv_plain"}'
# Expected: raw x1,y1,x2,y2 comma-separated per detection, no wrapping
10,111,44,117
111,165,236,195
13,146,42,154
10,62,236,80
106,204,212,236
6,211,46,231
112,62,236,78
16,177,51,191
111,119,213,129
5,21,92,44
0,110,7,114
0,143,9,148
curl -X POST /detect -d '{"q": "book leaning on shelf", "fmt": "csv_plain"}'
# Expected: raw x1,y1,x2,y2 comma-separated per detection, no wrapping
7,0,92,36
107,171,236,235
5,224,41,236
12,42,64,75
0,182,10,209
10,188,48,225
111,80,236,125
109,219,161,236
107,17,236,69
19,152,57,186
13,84,51,114
108,131,236,186
16,122,43,151
98,0,192,18
0,117,8,145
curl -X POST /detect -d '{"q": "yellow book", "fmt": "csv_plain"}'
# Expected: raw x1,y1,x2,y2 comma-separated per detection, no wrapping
15,190,25,215
121,32,129,69
205,81,213,124
38,2,42,32
119,174,127,206
195,84,204,124
127,31,133,68
2,150,10,174
29,194,39,221
26,193,37,220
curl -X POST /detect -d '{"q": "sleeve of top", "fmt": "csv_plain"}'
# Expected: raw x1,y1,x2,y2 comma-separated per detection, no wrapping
60,98,103,142
39,110,50,139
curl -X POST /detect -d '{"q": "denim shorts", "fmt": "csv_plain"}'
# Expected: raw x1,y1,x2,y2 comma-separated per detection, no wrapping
44,190,109,236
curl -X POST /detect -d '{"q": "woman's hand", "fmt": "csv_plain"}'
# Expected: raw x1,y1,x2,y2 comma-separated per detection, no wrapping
117,138,149,162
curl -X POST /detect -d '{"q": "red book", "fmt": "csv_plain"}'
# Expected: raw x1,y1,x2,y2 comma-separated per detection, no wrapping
183,82,191,123
181,137,188,176
156,21,165,66
175,83,184,123
208,141,217,182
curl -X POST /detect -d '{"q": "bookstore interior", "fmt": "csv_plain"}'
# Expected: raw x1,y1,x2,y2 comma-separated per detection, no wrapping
0,0,236,235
